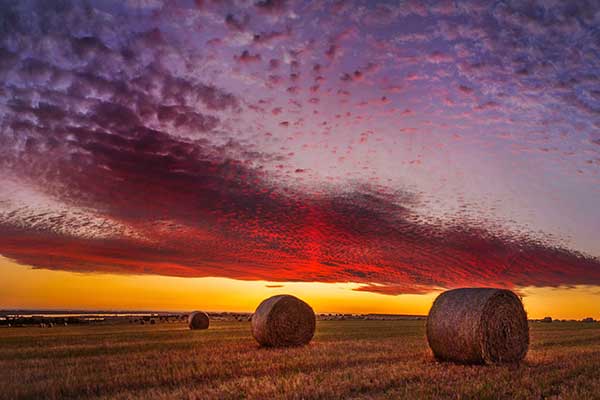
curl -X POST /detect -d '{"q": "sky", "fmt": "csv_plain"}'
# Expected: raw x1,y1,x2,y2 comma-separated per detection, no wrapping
1,0,600,317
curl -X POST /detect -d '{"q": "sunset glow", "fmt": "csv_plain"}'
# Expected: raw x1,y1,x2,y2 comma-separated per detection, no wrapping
3,257,600,320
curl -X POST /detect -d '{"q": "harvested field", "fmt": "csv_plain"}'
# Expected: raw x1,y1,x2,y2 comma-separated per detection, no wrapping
1,320,600,399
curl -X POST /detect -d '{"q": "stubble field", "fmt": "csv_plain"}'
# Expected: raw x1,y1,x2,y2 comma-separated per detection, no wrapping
1,320,600,400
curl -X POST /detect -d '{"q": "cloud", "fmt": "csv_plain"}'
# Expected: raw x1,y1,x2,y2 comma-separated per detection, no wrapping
235,50,262,63
254,0,287,15
225,13,250,32
0,0,599,296
3,165,600,295
253,29,290,45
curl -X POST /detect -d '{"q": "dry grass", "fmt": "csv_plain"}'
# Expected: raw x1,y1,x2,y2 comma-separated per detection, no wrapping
1,320,600,399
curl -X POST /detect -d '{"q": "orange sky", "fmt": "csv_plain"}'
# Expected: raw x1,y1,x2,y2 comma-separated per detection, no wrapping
1,257,598,319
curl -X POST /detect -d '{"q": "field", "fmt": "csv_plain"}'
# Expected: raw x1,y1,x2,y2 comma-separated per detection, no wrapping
1,320,600,400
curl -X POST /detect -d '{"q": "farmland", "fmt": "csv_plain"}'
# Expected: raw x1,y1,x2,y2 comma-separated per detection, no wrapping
1,320,600,400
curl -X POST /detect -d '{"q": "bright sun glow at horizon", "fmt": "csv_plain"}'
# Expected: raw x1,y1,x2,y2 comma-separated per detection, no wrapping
2,257,599,320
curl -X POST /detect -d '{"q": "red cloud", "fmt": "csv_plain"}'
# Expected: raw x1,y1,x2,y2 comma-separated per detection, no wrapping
2,129,600,295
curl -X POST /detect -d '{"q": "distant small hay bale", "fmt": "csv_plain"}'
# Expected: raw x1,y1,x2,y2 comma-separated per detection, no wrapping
150,319,156,325
251,294,315,347
426,288,529,364
188,311,210,330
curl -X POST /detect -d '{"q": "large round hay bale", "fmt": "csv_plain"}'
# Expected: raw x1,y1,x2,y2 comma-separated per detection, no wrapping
426,288,529,364
188,311,209,330
251,295,315,347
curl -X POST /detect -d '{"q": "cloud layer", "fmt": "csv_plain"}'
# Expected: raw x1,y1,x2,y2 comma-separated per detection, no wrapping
1,0,599,294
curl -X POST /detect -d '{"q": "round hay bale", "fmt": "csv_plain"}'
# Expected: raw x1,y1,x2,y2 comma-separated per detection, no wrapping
188,311,209,330
251,294,315,347
427,288,529,364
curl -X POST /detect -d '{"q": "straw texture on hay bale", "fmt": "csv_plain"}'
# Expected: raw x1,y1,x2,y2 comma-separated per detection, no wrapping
188,311,210,330
251,295,315,347
426,288,529,364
